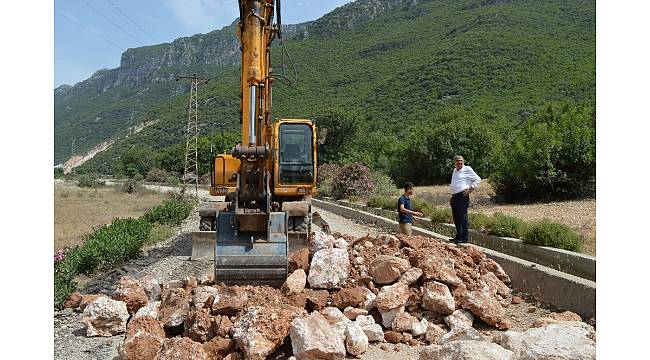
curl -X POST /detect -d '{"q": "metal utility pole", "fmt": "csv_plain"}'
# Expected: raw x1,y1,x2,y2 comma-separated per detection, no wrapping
71,137,76,175
176,74,209,197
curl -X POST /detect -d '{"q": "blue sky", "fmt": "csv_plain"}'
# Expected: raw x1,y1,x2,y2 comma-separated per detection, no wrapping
54,0,354,87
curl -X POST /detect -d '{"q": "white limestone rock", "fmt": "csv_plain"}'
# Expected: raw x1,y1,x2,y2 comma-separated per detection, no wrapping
419,341,515,360
307,248,350,289
82,297,129,337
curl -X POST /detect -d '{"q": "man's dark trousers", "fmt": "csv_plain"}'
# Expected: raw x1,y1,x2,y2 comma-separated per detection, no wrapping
450,192,470,242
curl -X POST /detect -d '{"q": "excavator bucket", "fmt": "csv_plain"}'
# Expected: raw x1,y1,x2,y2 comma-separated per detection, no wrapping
213,211,288,287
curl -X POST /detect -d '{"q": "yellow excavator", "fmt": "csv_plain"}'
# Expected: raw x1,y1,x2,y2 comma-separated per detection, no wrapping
193,0,319,287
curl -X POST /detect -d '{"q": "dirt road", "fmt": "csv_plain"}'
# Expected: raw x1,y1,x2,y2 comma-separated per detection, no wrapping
54,204,555,359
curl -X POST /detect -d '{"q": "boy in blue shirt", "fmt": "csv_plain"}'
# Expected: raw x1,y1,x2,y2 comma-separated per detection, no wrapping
397,182,423,235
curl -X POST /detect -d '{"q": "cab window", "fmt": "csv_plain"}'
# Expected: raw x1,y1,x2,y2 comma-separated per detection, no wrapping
279,123,313,184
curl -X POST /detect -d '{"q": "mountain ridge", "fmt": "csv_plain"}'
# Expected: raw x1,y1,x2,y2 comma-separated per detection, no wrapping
55,0,595,175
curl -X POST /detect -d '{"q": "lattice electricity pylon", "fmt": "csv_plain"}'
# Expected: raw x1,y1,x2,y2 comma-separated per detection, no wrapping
176,74,209,197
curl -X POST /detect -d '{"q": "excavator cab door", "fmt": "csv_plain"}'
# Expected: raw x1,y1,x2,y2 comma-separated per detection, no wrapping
278,123,315,185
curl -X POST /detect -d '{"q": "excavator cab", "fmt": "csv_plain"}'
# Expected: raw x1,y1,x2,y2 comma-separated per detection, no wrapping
279,122,314,184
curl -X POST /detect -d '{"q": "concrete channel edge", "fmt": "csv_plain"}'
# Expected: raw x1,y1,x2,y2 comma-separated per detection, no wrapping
312,198,596,320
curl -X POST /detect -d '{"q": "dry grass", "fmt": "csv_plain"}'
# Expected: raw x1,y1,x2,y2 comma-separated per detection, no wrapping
414,181,596,256
54,185,166,251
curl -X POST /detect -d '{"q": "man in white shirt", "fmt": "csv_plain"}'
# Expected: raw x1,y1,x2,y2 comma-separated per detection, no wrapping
449,155,481,244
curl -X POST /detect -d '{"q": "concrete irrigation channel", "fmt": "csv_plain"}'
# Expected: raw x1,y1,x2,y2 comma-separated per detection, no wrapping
311,199,596,321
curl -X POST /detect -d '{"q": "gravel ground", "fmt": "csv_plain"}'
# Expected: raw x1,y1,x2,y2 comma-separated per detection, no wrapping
54,204,560,360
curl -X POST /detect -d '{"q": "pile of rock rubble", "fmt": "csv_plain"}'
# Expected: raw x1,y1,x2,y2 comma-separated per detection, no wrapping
65,231,596,359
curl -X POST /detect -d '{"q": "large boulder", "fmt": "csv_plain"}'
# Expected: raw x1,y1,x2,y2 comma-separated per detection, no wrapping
183,310,219,343
290,311,346,360
391,312,419,332
232,305,307,360
155,337,208,360
455,282,511,329
345,322,369,356
444,309,474,331
307,248,350,289
439,327,488,344
425,323,447,344
416,255,462,286
479,258,511,284
133,301,161,320
343,307,368,320
419,341,515,360
288,248,311,272
481,271,512,305
211,286,248,316
282,269,307,295
421,281,455,315
119,316,166,360
82,296,129,337
304,289,330,311
312,231,335,253
399,267,424,286
331,287,368,309
125,316,166,339
203,337,236,359
113,276,149,315
192,286,220,309
494,322,596,360
80,294,107,311
376,282,410,311
137,274,162,302
355,315,384,342
369,256,411,284
319,307,350,344
159,288,191,328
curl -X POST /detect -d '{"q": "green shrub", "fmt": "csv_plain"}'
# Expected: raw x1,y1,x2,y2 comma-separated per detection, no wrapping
348,195,361,203
316,163,342,198
146,224,175,245
166,176,181,186
331,162,374,200
469,212,492,231
78,174,104,188
522,219,583,251
121,179,142,194
401,110,500,184
146,167,169,183
490,103,595,202
143,199,193,226
54,167,65,179
367,195,397,210
75,218,153,274
487,212,527,238
53,198,194,308
411,198,435,217
54,249,81,308
429,207,454,224
371,172,399,196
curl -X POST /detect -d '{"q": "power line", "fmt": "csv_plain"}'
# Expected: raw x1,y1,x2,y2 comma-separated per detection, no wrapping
80,0,142,45
55,9,122,50
105,0,159,43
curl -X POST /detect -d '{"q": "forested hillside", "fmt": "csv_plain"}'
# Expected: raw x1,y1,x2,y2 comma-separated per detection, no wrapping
59,0,595,199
